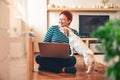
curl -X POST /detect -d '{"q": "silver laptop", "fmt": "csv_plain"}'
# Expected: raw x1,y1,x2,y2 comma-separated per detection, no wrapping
38,42,69,58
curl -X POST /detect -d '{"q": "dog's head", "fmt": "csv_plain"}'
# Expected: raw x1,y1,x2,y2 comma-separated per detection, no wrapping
63,27,74,37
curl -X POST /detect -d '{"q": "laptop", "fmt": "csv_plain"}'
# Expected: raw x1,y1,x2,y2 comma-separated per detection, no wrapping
38,42,69,58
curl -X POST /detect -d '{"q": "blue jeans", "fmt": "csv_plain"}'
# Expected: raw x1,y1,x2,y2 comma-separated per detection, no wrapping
35,55,76,73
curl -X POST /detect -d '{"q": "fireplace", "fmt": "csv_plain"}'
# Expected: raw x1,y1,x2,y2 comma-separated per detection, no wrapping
79,15,109,38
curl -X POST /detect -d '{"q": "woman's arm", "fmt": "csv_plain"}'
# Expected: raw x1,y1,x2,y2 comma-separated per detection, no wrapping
43,26,54,42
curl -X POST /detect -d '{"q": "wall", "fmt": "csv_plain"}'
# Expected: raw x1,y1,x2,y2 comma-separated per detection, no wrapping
27,0,47,52
9,0,29,80
0,0,30,80
9,0,28,37
0,1,10,80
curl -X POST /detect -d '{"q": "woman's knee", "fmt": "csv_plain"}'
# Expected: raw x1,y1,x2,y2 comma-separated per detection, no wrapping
69,56,76,65
35,54,41,64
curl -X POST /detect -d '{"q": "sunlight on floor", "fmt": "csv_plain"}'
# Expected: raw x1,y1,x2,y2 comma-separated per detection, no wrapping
94,54,106,65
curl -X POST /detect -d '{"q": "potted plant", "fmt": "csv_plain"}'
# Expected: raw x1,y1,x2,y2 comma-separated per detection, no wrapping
91,19,120,80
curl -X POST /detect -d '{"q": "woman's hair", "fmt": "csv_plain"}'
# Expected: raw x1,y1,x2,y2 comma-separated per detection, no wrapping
59,10,73,25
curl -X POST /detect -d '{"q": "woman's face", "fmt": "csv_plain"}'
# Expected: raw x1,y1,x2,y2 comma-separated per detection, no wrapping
58,14,70,27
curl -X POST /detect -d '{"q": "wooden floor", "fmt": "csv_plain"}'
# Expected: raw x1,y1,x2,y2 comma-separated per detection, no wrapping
32,55,109,80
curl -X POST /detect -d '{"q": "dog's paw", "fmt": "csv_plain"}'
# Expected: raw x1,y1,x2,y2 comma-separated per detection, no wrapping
85,71,90,73
70,53,74,56
70,54,73,56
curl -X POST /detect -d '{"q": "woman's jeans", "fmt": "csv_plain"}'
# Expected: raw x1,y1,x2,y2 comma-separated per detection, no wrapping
35,54,76,73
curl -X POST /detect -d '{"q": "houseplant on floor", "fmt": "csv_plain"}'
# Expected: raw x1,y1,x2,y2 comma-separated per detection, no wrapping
91,19,120,80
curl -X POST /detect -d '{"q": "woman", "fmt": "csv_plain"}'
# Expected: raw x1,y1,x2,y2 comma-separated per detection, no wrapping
35,10,79,74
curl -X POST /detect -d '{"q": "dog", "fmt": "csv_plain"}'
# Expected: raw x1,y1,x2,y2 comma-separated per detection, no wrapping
63,27,97,73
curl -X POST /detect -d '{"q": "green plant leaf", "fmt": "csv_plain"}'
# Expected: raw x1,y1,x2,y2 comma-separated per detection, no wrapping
91,19,120,80
105,61,120,80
